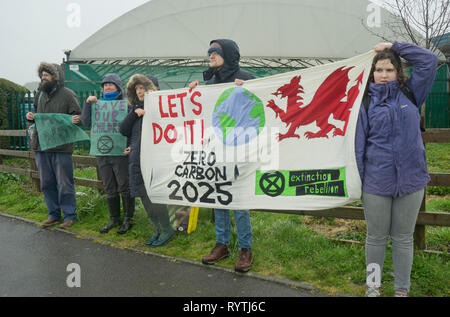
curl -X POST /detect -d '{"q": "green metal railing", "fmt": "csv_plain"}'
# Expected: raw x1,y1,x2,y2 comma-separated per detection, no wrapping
3,62,449,151
6,91,34,150
5,90,103,151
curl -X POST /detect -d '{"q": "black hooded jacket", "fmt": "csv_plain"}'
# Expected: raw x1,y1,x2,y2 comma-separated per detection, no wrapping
119,74,155,198
203,39,255,85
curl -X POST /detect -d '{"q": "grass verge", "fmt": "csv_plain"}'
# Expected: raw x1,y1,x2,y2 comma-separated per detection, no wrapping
0,158,448,297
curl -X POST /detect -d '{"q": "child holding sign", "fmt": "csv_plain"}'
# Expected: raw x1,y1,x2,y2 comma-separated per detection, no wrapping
119,74,175,247
81,74,135,234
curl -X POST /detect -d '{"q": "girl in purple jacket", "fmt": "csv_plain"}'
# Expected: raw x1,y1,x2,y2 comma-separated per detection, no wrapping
355,42,437,297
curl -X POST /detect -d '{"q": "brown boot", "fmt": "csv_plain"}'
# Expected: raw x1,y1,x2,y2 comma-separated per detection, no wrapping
235,248,253,273
41,217,60,228
202,243,230,265
59,220,75,229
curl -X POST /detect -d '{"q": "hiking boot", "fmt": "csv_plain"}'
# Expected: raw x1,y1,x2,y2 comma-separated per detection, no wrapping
41,217,60,228
202,243,230,265
235,248,253,273
365,286,381,297
59,220,75,229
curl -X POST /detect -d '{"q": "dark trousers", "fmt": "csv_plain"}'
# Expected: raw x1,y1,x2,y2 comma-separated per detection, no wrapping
35,152,77,221
141,194,170,225
97,156,130,198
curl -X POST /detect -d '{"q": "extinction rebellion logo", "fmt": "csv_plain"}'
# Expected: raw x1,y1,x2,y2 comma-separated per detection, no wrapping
256,168,347,197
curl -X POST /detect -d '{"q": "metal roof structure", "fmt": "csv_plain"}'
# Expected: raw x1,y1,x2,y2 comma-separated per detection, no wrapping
68,0,416,68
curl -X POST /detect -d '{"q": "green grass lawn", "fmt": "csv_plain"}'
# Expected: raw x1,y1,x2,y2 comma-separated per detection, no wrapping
0,169,448,297
0,143,448,297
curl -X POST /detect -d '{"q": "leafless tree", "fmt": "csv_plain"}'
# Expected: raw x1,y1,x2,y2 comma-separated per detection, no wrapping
366,0,449,53
380,0,449,51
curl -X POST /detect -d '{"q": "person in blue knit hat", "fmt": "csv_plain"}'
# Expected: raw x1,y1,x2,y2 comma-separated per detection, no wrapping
81,73,135,234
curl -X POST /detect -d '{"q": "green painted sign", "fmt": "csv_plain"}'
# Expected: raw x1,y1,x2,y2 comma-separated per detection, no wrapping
255,168,348,197
90,100,128,156
34,113,90,151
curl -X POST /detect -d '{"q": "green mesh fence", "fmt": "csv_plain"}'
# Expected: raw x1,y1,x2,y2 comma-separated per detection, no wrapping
4,63,448,152
5,91,34,150
425,64,449,129
64,63,300,92
62,63,302,152
406,64,449,129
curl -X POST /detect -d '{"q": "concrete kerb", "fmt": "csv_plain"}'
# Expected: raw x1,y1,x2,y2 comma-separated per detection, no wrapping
0,211,351,297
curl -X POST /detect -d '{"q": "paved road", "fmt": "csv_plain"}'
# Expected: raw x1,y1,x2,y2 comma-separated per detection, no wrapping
0,215,320,298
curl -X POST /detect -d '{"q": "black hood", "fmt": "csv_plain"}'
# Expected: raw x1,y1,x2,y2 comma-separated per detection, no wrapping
203,39,241,83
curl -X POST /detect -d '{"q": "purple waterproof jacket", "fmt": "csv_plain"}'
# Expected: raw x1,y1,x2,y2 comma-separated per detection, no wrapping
355,42,438,197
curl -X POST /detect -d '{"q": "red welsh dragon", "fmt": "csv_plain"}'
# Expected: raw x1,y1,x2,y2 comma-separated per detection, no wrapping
266,67,364,141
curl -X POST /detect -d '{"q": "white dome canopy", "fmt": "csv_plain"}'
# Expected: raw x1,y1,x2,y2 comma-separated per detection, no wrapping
69,0,415,64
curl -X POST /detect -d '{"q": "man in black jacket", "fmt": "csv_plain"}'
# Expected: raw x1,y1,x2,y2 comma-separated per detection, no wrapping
26,62,81,229
190,39,255,273
190,39,254,86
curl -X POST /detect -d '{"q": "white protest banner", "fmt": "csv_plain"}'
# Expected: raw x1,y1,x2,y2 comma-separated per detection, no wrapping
141,51,375,210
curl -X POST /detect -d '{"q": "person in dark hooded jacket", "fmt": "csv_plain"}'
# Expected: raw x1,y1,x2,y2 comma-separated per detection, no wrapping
26,62,81,229
81,74,135,234
190,39,255,273
190,39,254,87
119,74,175,247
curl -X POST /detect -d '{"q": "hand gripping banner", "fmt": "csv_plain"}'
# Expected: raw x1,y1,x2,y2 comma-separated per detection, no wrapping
141,51,375,210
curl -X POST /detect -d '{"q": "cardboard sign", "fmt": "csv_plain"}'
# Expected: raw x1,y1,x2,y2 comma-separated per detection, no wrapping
90,100,128,156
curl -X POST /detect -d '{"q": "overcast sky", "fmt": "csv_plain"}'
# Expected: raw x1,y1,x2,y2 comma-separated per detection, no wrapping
0,0,397,86
0,0,150,85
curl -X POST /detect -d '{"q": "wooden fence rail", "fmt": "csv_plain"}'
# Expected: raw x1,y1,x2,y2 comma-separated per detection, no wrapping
0,129,449,250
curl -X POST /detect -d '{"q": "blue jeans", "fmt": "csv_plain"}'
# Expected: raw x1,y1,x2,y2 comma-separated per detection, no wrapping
35,152,77,221
362,189,424,293
214,209,253,249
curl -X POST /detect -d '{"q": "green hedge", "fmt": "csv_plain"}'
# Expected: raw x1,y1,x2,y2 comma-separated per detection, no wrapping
0,78,29,149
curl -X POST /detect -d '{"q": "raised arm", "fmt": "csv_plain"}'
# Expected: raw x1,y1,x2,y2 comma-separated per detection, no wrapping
391,41,438,107
81,101,92,128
